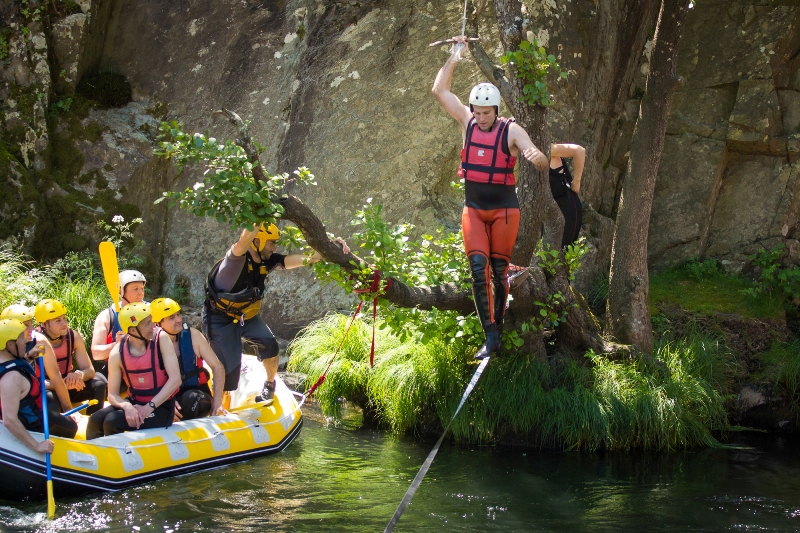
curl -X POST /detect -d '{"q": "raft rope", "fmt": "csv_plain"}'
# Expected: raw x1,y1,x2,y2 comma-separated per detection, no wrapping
68,397,305,451
384,356,491,533
305,271,391,398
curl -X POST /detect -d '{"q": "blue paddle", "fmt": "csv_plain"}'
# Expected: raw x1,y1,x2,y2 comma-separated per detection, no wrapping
36,355,56,518
62,400,98,417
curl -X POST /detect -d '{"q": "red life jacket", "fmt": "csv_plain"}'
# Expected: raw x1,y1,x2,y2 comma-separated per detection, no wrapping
0,359,43,427
119,330,173,404
39,326,75,378
458,117,517,185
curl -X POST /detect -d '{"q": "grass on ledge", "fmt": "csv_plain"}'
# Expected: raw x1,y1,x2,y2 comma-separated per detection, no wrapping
288,313,733,451
649,266,785,321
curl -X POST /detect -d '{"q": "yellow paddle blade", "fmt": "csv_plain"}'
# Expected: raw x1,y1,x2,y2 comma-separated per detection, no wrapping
98,241,120,312
88,399,98,406
46,480,55,518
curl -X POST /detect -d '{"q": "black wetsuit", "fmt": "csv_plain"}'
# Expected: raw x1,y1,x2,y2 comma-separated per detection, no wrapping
549,160,583,249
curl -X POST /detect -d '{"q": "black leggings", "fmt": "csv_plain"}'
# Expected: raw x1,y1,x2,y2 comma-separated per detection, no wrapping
86,399,175,440
555,189,583,250
45,375,108,416
26,414,78,439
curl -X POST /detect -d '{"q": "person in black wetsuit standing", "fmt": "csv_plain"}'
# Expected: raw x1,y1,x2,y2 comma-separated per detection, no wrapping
549,144,586,250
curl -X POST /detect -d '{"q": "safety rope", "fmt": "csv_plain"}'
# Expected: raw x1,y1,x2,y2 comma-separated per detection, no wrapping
384,356,491,533
305,271,392,398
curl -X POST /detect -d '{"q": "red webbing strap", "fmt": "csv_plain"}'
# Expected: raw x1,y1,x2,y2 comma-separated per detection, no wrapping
306,270,393,398
305,300,365,399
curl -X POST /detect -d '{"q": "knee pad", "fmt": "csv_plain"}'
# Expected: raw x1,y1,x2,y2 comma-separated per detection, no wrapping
468,254,490,282
255,338,280,361
490,257,509,279
179,390,212,419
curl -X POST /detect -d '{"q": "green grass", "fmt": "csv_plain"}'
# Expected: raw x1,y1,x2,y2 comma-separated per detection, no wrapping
752,339,800,418
0,246,110,339
649,266,785,320
288,313,733,451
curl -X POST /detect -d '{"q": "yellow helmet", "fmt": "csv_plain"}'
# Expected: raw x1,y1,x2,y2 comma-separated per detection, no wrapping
0,304,34,323
118,302,151,333
150,297,181,323
0,319,27,349
251,223,280,252
34,299,67,324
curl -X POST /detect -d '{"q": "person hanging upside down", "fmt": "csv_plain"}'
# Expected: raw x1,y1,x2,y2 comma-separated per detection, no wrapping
432,36,549,359
150,298,226,420
549,144,586,250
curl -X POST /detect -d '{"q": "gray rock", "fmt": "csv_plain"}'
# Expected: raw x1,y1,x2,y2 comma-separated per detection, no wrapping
737,384,769,413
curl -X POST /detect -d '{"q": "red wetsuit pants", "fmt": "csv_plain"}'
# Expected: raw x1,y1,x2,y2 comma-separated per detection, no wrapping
462,206,520,328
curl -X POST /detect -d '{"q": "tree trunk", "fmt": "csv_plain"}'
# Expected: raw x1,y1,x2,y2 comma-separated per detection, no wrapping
606,0,691,353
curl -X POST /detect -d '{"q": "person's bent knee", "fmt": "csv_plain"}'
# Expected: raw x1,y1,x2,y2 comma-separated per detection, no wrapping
178,389,212,420
255,338,280,361
224,365,241,392
468,254,489,280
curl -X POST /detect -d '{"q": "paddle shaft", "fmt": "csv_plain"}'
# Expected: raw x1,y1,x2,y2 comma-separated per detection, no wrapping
37,356,56,518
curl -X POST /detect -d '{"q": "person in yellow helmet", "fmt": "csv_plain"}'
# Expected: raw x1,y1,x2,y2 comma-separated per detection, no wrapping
1,304,73,416
0,319,77,452
86,303,182,439
203,223,349,405
35,299,107,415
151,297,225,419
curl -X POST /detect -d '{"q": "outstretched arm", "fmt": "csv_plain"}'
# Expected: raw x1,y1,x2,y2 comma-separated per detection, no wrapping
551,144,585,193
285,238,350,269
431,37,473,129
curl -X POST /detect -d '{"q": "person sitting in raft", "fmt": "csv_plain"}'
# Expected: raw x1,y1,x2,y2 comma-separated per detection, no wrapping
150,297,226,420
90,270,147,375
35,299,107,416
203,224,349,405
1,305,73,417
0,318,78,452
549,144,586,250
86,303,182,440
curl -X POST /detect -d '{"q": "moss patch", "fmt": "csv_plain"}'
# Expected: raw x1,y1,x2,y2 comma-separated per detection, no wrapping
650,266,785,321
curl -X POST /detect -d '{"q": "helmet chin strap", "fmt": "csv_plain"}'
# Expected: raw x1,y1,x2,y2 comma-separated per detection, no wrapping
41,324,61,343
129,325,149,344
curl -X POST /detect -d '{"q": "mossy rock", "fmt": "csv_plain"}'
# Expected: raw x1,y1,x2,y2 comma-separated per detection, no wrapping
0,140,46,242
76,71,132,109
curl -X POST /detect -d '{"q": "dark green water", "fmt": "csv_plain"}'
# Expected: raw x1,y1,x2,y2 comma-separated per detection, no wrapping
2,405,800,532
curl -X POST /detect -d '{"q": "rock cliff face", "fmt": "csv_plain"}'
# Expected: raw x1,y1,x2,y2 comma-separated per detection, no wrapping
1,0,798,335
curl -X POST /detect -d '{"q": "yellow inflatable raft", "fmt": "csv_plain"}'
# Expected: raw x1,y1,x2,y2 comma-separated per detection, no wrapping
0,375,302,501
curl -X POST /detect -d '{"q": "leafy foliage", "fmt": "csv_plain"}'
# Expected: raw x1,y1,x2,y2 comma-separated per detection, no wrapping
684,256,721,281
742,245,800,302
500,39,567,107
289,315,731,450
155,122,316,230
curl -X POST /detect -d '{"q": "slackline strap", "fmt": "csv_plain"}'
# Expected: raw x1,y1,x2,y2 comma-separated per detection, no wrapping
383,356,491,533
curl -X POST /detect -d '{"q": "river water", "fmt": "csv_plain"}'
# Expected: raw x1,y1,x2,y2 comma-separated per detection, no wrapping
2,404,800,532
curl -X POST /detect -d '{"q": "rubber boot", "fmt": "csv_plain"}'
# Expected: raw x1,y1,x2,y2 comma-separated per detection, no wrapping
491,257,510,358
475,323,501,360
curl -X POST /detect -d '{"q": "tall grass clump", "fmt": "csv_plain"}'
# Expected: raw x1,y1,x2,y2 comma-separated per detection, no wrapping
0,246,110,339
290,315,733,451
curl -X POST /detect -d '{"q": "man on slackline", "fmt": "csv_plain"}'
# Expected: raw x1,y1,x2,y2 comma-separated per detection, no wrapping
432,36,549,359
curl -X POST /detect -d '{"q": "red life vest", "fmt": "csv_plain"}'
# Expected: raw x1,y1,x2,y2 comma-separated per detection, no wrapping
39,326,75,378
458,117,517,185
119,330,173,404
0,359,43,427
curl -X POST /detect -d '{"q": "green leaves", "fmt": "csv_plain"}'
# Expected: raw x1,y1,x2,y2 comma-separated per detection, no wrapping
154,122,316,230
500,39,567,107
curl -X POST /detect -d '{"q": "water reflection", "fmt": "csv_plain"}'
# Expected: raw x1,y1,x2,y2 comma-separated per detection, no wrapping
2,405,800,532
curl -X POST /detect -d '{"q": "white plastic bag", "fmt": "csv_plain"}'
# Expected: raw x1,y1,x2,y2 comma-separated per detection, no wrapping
229,354,267,409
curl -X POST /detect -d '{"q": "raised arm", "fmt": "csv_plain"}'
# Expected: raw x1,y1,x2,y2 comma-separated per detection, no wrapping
231,225,261,257
431,37,472,130
551,143,586,193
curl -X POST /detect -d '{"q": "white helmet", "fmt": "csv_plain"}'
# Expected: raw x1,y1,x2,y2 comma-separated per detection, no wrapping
469,83,501,109
119,270,146,296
